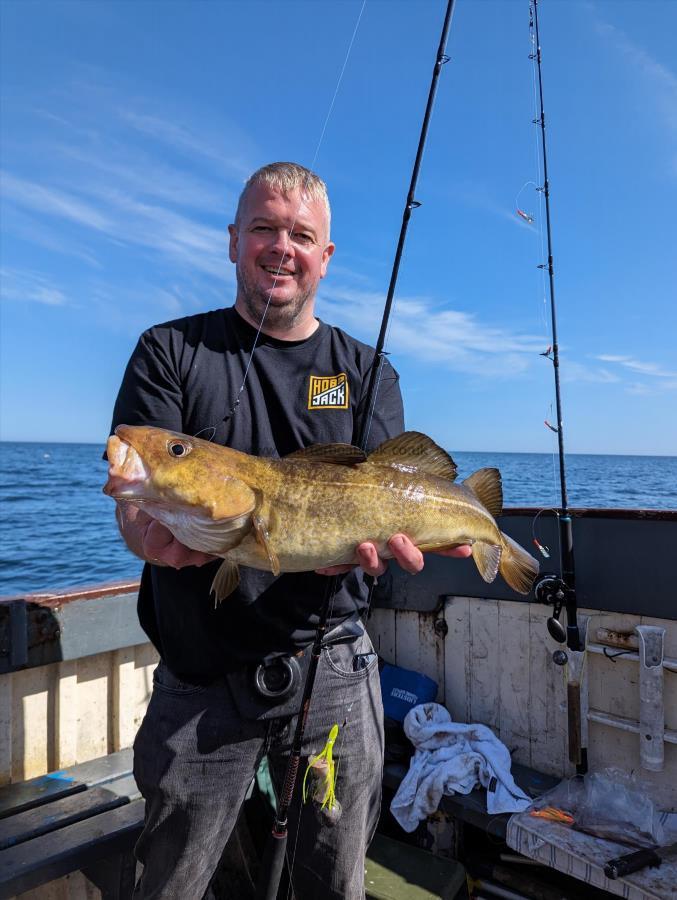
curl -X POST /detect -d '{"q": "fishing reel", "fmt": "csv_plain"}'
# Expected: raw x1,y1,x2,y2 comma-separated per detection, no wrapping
534,574,569,643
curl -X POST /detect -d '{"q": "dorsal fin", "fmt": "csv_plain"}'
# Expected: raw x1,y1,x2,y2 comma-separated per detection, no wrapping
284,443,367,466
464,467,503,518
367,432,457,481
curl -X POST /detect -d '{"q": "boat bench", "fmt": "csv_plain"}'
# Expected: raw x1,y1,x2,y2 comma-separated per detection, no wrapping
0,751,553,899
0,750,143,899
383,760,560,840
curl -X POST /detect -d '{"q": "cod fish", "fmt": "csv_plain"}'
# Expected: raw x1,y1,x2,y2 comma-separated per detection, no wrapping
104,425,539,600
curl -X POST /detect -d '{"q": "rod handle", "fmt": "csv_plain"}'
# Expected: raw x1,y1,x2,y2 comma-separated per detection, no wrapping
255,828,288,900
604,847,661,880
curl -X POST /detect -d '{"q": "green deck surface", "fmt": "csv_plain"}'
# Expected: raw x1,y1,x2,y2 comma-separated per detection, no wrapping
365,834,466,900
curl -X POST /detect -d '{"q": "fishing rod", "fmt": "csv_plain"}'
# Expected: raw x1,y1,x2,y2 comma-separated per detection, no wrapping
528,0,586,773
357,0,455,450
255,3,456,897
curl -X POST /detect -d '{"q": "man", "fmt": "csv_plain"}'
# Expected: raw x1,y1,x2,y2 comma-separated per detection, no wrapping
111,162,469,899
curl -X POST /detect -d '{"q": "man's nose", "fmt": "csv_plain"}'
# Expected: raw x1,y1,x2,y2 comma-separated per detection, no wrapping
269,228,294,256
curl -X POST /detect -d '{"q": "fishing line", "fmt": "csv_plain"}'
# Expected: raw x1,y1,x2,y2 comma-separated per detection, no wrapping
223,0,367,428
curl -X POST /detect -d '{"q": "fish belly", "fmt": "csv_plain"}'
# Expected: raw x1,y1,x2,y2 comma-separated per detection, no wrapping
228,473,500,573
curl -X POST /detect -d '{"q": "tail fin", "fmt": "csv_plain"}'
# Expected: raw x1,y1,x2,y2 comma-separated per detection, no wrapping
499,533,539,594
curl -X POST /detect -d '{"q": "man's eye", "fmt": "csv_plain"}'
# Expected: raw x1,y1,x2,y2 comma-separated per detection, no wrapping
252,225,271,233
292,232,314,245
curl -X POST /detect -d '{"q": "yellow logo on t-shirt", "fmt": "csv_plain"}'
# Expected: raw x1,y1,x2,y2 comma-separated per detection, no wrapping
307,373,349,410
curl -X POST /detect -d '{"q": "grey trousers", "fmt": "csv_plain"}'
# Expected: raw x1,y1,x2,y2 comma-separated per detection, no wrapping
132,631,384,899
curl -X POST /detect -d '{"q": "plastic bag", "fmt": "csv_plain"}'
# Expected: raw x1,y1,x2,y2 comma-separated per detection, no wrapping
531,768,665,848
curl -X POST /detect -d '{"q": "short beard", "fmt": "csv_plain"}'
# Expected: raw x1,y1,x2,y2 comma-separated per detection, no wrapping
236,267,314,332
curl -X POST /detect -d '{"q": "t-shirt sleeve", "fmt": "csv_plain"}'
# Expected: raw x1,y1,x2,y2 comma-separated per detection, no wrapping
354,356,405,452
110,328,184,433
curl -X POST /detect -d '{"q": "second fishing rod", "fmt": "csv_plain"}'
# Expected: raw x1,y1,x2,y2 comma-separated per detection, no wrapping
255,1,457,897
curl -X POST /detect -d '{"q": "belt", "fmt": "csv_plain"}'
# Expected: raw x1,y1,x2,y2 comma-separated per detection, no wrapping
225,613,365,721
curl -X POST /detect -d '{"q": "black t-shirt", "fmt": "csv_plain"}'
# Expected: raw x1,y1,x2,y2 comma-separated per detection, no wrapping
111,306,404,680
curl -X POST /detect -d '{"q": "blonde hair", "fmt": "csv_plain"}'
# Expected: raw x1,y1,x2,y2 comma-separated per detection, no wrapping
235,162,331,239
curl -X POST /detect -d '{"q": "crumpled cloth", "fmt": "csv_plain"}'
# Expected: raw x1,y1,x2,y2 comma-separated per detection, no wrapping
390,703,531,832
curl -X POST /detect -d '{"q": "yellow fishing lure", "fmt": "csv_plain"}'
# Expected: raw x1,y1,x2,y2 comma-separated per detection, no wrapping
303,723,339,812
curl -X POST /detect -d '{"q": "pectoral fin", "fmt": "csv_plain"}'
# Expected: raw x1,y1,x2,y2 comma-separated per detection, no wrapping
253,514,280,576
471,540,502,584
211,558,240,604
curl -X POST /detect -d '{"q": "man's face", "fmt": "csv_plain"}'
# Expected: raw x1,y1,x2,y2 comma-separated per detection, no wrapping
228,183,335,332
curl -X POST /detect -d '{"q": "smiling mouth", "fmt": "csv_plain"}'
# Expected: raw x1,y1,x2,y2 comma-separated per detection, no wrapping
262,265,295,277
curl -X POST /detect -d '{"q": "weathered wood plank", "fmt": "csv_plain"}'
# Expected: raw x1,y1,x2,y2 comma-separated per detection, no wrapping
55,662,78,772
496,600,531,764
443,597,470,724
112,649,136,753
468,599,500,733
527,603,568,776
11,664,54,781
367,609,396,664
0,776,139,851
75,655,111,763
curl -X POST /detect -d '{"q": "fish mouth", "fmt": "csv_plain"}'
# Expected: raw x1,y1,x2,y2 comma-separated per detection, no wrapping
103,433,153,499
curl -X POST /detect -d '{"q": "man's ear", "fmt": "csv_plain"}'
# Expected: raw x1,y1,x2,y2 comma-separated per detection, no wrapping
320,241,335,279
228,224,238,263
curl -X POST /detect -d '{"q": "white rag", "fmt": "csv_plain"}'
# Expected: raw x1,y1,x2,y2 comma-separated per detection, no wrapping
390,703,531,832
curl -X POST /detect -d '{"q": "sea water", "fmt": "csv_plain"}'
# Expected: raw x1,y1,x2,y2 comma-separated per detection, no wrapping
0,441,675,596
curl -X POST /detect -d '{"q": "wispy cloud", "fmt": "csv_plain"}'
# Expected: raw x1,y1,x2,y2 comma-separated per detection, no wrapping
0,267,69,306
594,13,677,181
118,109,253,179
2,171,232,280
1,172,112,232
53,143,230,214
596,354,677,379
561,361,620,384
595,354,677,395
317,287,543,376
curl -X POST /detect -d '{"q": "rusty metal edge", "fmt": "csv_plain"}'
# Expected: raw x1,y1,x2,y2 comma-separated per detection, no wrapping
0,579,141,607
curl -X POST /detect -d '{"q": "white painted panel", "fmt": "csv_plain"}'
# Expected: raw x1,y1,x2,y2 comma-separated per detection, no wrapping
527,604,567,774
443,597,470,724
12,663,54,780
76,653,111,762
55,661,78,770
496,600,532,764
468,599,500,734
112,647,137,752
367,608,396,663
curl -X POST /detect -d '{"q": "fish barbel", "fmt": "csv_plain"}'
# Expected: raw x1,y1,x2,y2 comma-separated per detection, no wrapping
104,425,539,600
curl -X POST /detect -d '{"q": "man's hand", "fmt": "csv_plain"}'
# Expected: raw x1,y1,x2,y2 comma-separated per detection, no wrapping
116,503,217,569
315,534,472,578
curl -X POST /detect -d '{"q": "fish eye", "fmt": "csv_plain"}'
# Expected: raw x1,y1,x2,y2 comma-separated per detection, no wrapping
167,440,191,458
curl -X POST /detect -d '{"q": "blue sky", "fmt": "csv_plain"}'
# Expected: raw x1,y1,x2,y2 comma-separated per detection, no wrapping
1,0,675,455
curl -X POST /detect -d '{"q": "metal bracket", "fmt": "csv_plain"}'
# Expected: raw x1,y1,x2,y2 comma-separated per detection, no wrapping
636,625,665,772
